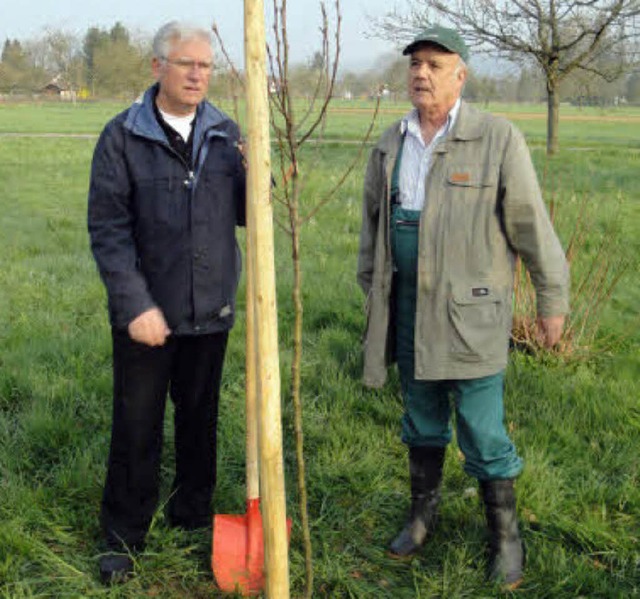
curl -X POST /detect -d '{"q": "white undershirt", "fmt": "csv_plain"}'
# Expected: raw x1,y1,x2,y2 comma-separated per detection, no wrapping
159,109,195,142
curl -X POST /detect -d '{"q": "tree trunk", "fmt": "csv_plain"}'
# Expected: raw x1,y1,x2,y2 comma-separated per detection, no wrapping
546,84,560,155
289,180,314,598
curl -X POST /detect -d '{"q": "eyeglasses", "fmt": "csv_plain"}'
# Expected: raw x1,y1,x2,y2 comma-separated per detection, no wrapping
163,58,213,73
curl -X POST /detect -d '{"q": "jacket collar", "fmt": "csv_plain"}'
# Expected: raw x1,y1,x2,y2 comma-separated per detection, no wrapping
375,100,486,191
428,100,485,157
124,83,230,146
448,100,484,141
400,98,461,142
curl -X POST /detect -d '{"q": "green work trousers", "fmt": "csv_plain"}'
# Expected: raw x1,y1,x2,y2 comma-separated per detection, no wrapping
391,205,523,481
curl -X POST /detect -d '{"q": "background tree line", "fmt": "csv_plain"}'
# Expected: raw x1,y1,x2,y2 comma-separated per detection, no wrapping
1,21,639,106
0,23,150,98
348,53,640,107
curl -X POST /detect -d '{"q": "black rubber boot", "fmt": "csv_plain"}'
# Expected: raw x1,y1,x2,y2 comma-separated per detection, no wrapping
99,552,134,585
480,479,525,589
388,445,446,558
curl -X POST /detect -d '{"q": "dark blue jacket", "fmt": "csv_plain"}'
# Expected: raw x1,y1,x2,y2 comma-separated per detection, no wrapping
88,84,246,335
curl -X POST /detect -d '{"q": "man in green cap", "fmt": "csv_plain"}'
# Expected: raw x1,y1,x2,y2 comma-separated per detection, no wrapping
357,25,569,589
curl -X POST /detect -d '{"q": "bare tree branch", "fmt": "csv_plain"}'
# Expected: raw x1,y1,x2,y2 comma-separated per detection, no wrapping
301,95,381,224
297,0,341,146
211,22,244,88
295,6,331,132
370,0,640,153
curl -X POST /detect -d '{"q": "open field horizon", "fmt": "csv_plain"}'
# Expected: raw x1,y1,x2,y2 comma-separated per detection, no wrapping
2,98,640,146
0,100,638,597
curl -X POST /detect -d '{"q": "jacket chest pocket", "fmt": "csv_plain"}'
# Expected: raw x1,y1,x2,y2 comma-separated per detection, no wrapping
207,146,237,175
135,176,190,228
201,149,238,220
442,163,501,270
445,164,498,201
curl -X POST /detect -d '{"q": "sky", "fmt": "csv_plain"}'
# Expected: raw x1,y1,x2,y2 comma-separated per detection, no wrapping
0,0,404,71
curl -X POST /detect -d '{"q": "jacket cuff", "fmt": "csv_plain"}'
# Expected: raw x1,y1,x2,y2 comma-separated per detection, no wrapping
109,280,157,328
536,293,570,317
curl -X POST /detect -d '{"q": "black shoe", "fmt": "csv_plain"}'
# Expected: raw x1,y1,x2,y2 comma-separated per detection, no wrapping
99,552,134,585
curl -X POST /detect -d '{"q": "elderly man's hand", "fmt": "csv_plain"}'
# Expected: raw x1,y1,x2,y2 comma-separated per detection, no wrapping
536,315,565,348
128,308,171,346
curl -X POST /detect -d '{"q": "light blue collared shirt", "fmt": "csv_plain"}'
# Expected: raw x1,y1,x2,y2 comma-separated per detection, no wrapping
398,98,461,211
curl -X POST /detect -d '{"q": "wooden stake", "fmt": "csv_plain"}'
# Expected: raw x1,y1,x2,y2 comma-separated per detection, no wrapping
244,2,290,597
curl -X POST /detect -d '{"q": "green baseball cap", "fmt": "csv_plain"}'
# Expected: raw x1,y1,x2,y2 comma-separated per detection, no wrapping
402,25,469,63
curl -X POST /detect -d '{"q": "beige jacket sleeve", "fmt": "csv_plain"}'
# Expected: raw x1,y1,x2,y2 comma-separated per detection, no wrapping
357,148,383,297
500,125,570,317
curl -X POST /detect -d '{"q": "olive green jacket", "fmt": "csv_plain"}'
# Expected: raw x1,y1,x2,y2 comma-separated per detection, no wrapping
357,101,569,387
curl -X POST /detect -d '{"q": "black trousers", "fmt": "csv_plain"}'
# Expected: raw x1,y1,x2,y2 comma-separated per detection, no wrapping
101,328,229,551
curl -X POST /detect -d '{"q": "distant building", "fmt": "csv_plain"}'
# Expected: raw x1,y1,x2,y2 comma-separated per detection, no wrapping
41,75,77,102
42,82,63,96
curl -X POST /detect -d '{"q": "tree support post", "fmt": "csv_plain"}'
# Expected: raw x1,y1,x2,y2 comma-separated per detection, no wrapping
244,1,291,597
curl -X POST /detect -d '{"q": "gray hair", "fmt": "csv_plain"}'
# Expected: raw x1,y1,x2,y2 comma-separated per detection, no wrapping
152,21,213,59
454,57,467,75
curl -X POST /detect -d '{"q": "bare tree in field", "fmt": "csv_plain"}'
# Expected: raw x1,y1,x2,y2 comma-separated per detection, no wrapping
372,0,640,154
214,1,379,596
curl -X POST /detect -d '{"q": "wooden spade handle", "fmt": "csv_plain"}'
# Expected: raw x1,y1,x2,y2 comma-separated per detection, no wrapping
245,211,259,502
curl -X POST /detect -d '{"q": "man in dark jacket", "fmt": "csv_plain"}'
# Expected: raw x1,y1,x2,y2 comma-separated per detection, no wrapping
88,21,246,584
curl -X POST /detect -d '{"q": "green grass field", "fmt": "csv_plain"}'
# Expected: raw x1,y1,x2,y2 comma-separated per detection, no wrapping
0,99,638,597
2,98,640,146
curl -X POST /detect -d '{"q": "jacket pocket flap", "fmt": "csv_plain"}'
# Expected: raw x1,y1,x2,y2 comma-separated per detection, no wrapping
451,283,500,305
